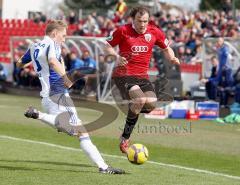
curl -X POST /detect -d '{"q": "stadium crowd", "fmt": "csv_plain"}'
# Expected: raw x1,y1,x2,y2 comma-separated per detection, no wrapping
1,1,240,104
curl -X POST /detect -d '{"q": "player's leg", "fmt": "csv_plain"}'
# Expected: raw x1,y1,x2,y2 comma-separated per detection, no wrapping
119,78,157,153
120,85,147,153
140,78,157,113
25,93,124,174
24,96,59,127
57,93,125,174
141,91,157,113
58,94,108,168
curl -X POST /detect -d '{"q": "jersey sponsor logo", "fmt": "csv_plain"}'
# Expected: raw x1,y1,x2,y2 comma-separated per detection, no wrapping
144,34,151,42
131,46,148,53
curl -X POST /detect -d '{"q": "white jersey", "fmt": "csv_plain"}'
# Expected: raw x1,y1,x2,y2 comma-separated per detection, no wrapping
22,36,67,97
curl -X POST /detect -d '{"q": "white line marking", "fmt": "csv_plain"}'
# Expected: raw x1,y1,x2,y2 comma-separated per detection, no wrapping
0,135,240,181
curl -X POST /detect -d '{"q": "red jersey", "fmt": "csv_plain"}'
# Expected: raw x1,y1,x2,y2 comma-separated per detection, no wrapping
107,23,169,77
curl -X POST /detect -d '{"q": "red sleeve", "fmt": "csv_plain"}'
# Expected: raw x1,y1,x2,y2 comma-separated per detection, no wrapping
106,27,123,47
155,28,169,49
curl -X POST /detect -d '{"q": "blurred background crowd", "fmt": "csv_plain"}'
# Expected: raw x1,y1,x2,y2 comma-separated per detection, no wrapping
0,0,240,107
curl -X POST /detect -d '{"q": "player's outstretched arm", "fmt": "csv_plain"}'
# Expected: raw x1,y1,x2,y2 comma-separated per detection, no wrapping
16,49,32,68
162,46,180,65
103,42,128,66
16,57,32,68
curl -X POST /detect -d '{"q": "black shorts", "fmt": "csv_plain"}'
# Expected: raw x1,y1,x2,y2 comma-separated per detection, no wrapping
113,76,154,100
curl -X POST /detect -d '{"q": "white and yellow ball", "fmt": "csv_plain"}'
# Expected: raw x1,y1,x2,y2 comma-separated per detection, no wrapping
127,144,148,164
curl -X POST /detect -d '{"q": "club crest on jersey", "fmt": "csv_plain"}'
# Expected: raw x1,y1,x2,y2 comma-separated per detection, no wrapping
164,38,170,46
106,30,114,41
144,34,151,42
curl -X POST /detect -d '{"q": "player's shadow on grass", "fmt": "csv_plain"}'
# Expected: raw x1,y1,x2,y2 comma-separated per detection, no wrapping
0,159,99,174
0,159,93,168
0,165,34,171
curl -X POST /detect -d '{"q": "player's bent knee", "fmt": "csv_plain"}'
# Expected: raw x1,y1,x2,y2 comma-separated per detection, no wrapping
146,101,157,111
141,99,157,113
133,97,147,105
78,132,89,138
129,85,141,91
56,113,87,136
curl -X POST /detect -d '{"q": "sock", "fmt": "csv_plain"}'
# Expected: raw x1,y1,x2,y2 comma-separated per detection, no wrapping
38,112,57,128
122,109,139,139
79,136,108,170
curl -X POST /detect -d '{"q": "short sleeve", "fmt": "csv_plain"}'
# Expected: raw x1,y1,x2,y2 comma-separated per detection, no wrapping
47,41,58,61
106,27,123,47
21,49,32,64
155,28,169,49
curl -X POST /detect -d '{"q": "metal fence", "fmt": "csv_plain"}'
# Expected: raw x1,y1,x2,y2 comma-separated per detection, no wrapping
10,36,116,102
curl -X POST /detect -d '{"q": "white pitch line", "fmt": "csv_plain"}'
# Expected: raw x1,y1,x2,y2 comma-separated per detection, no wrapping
0,135,240,181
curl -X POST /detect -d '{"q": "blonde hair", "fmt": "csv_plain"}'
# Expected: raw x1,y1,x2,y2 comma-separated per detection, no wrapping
45,20,68,35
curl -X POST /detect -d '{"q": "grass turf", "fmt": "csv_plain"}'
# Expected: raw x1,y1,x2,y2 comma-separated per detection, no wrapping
0,93,240,185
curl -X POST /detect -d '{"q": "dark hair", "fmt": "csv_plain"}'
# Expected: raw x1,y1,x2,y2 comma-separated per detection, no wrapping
211,56,217,60
129,6,150,19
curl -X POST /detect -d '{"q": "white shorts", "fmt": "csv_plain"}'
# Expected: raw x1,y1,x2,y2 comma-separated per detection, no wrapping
41,93,82,126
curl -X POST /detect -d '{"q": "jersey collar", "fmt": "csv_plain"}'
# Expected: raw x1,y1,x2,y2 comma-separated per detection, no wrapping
44,35,52,41
44,36,60,48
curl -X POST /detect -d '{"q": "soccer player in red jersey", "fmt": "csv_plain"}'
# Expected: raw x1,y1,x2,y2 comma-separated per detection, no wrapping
105,6,180,153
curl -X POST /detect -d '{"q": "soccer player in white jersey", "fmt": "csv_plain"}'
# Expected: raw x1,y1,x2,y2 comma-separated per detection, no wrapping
16,20,125,174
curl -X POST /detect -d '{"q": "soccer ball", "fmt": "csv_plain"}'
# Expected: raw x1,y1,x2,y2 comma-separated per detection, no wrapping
127,144,148,164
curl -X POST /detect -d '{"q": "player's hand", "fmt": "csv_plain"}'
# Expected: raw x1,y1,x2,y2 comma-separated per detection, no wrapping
170,57,180,65
200,78,208,83
62,74,73,88
117,56,128,66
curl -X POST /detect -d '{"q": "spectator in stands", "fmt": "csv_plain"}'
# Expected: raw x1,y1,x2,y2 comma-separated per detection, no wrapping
98,54,108,91
82,15,101,35
205,56,219,100
202,38,233,106
13,55,21,86
233,66,240,103
62,48,71,71
69,51,84,71
213,37,232,107
81,50,97,96
216,37,231,74
33,12,41,23
113,0,128,23
73,24,84,36
222,0,232,14
184,47,194,63
176,45,186,62
82,50,96,73
68,11,78,25
69,52,85,91
19,64,31,86
102,19,116,37
0,63,7,81
186,33,197,52
19,63,40,87
190,44,203,64
7,2,240,90
39,12,47,23
217,66,233,107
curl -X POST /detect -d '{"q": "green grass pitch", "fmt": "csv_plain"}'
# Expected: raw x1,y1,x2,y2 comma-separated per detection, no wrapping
0,93,240,185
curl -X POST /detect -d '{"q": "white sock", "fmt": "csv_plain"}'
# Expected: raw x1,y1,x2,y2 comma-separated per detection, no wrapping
80,136,108,170
38,112,57,128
